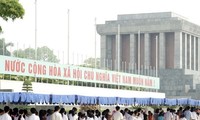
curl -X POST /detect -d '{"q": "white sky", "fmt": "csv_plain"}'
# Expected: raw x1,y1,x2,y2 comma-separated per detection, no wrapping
1,0,200,64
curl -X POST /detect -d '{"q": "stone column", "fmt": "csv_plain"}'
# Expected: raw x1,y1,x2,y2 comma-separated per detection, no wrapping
100,35,106,68
196,38,198,71
106,36,113,70
185,33,187,69
116,34,121,71
130,34,136,70
194,37,196,70
174,32,182,69
159,32,165,69
189,35,192,70
144,33,150,67
198,37,200,71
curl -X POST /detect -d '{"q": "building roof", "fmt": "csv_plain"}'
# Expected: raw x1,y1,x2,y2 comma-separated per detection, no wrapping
117,12,188,21
97,12,200,36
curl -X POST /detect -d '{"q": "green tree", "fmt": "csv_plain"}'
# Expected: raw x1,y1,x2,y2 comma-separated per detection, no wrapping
13,46,60,63
0,38,13,56
37,46,59,63
81,57,100,68
13,47,35,59
0,0,25,32
22,80,33,92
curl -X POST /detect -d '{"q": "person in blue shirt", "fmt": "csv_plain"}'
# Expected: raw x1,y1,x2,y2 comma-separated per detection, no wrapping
158,111,164,120
184,106,191,120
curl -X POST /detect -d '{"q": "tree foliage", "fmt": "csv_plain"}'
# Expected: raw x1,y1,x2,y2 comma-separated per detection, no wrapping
13,47,35,59
0,38,13,56
13,46,60,63
37,46,60,63
81,57,100,68
0,0,25,32
22,80,33,92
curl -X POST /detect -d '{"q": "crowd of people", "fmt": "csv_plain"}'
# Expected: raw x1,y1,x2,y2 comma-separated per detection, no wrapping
0,105,200,120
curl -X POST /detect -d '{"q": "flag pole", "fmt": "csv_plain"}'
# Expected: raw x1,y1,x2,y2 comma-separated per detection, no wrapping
62,51,64,64
34,0,37,60
34,0,37,82
67,9,70,65
94,17,97,68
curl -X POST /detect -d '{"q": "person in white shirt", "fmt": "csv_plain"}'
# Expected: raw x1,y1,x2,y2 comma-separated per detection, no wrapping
179,114,187,120
69,107,78,120
18,109,25,120
0,109,4,120
60,108,68,120
69,111,78,120
13,108,19,120
87,110,95,120
191,107,197,120
78,112,86,120
0,106,12,120
112,106,123,120
94,110,101,120
164,108,173,120
127,111,134,120
46,109,53,120
196,108,200,120
124,108,131,120
51,106,63,120
171,109,177,120
27,108,40,120
184,106,191,120
137,108,144,120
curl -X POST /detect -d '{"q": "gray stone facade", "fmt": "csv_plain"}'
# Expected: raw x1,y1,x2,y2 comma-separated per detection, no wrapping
96,12,200,99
